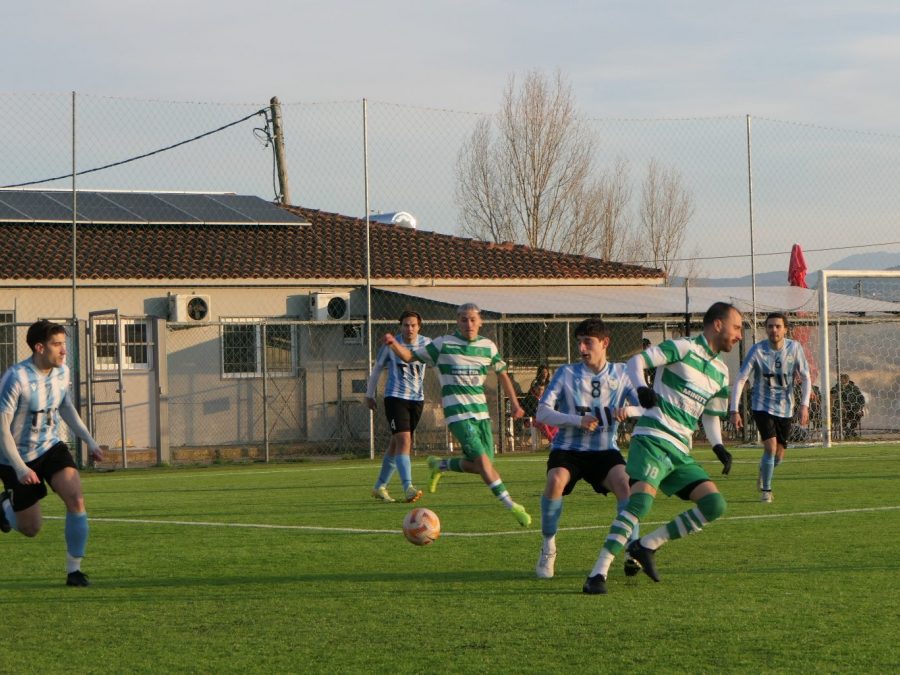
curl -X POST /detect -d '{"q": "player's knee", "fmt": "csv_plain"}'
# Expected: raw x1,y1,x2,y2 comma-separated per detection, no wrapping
19,521,41,537
697,492,727,522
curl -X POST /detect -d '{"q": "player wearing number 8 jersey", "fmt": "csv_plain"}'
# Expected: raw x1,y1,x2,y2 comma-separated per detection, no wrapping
583,302,742,594
533,318,642,579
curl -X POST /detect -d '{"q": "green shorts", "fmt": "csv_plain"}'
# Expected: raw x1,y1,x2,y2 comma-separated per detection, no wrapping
625,434,710,497
448,418,495,461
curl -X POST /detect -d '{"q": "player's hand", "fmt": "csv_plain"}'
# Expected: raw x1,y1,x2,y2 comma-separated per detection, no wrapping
637,387,658,408
365,397,377,412
730,411,743,429
798,405,809,426
712,444,733,475
89,444,104,463
17,467,40,485
509,404,525,420
382,333,396,345
580,414,599,431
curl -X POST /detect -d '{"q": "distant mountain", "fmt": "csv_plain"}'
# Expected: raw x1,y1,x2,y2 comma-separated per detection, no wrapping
686,251,900,287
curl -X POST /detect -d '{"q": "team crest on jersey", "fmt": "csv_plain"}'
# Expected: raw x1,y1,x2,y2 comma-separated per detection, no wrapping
608,378,619,390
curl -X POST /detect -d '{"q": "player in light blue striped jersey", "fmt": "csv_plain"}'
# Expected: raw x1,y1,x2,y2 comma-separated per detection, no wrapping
729,312,811,503
0,320,104,587
533,318,642,579
584,302,741,594
366,310,431,503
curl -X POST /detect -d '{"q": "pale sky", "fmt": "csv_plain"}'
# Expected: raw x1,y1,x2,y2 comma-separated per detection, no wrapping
5,1,900,277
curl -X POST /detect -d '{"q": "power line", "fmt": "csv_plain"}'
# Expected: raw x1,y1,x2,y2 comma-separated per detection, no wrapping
1,108,268,189
626,239,900,267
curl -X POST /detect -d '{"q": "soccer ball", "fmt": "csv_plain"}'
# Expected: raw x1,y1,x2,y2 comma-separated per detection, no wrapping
402,507,440,546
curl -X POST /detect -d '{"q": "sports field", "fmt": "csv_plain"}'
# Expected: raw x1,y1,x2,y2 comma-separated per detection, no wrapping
4,444,899,674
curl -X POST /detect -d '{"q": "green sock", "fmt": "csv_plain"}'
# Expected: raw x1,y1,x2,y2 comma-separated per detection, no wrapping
448,457,464,472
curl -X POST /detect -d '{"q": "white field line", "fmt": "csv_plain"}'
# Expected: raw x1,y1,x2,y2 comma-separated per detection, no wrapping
45,504,900,538
82,450,898,483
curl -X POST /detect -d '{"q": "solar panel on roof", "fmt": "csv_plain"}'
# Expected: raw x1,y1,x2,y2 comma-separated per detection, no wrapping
43,191,138,223
0,191,73,221
101,193,199,223
155,193,255,223
207,194,304,224
0,196,30,220
0,190,307,225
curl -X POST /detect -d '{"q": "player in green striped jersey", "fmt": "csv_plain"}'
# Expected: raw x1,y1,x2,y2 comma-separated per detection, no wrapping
583,302,742,594
383,303,531,527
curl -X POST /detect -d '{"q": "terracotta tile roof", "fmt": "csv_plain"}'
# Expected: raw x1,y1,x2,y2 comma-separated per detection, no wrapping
0,201,663,282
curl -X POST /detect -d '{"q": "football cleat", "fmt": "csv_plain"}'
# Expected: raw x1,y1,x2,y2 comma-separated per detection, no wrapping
66,570,91,587
535,545,557,579
582,574,608,595
623,552,642,577
511,503,532,527
427,456,443,494
372,486,396,503
404,485,423,503
626,539,660,582
760,490,774,503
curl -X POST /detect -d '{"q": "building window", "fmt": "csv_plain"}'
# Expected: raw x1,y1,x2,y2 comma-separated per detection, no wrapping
221,319,296,378
0,311,15,373
92,318,151,371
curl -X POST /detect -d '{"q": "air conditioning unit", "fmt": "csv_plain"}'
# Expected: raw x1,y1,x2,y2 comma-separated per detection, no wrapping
310,292,350,321
168,294,211,322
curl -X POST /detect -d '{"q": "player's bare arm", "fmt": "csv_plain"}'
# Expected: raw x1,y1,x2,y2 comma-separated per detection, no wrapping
497,372,524,419
383,333,414,362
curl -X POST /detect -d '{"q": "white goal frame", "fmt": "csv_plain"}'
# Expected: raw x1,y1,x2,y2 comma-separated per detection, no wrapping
818,269,900,447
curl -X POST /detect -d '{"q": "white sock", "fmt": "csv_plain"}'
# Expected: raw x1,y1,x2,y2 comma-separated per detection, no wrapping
66,553,82,574
590,550,615,578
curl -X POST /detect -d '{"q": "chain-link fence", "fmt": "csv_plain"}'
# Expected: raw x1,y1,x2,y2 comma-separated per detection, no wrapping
2,92,900,465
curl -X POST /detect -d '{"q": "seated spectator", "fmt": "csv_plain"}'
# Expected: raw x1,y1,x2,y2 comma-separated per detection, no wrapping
831,373,866,438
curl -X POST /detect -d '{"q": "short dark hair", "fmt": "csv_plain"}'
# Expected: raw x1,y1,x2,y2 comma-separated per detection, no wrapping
765,312,789,327
399,310,422,326
26,320,67,351
574,318,609,340
703,302,739,327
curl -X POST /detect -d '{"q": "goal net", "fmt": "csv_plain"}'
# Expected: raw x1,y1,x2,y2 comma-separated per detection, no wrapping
817,270,900,447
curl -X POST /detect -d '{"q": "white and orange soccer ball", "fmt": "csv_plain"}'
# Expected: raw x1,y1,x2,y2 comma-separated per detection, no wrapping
402,507,440,546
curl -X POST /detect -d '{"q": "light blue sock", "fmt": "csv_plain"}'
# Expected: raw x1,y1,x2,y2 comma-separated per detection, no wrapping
395,454,413,490
2,498,17,531
760,453,776,491
374,452,395,488
65,511,89,558
541,496,563,537
620,498,639,543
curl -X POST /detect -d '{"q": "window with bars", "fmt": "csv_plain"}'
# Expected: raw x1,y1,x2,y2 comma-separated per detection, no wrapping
92,318,151,371
0,311,15,372
221,319,296,378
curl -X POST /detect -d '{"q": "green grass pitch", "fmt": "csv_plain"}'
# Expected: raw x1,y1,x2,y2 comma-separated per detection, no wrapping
3,444,899,673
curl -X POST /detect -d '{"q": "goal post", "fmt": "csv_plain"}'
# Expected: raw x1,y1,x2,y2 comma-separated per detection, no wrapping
817,269,900,447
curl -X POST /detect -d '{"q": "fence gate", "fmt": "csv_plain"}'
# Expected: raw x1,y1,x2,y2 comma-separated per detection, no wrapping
86,309,128,468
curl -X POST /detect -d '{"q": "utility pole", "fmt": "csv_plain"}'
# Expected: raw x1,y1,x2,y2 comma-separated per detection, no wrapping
270,97,291,205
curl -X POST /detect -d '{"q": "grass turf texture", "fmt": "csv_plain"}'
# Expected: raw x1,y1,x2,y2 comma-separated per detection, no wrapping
3,444,899,674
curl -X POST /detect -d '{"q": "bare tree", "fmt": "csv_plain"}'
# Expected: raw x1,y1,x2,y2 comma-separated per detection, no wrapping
456,70,618,255
638,158,695,281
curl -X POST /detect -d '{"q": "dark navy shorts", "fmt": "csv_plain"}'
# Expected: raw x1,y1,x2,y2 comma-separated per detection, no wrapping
0,441,77,511
384,397,424,434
